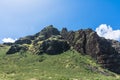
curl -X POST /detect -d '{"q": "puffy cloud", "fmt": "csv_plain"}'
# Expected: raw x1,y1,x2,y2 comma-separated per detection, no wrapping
2,38,17,43
96,24,120,41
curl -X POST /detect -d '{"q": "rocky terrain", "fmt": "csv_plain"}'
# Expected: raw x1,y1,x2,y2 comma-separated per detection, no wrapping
6,25,120,74
7,25,70,55
61,28,120,73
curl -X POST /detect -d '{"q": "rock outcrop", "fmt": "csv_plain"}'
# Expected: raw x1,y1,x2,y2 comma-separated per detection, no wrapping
61,28,100,57
7,44,28,54
15,38,32,44
109,40,120,54
7,25,70,55
6,25,120,74
34,25,60,39
3,42,13,46
61,28,120,73
39,38,70,55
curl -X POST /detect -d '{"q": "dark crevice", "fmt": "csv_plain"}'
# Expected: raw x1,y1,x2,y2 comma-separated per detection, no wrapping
83,31,86,54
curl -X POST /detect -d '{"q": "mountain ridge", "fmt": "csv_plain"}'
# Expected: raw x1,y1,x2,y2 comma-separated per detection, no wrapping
6,25,120,74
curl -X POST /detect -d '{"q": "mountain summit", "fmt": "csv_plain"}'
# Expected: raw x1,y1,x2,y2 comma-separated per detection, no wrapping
7,25,70,55
6,25,120,74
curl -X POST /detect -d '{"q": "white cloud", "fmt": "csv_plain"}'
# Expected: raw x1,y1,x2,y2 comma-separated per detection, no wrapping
2,38,17,43
95,24,120,41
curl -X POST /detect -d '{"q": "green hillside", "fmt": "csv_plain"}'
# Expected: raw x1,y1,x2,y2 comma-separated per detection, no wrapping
0,45,119,80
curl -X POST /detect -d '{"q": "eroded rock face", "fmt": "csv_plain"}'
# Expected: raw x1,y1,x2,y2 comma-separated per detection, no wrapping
39,39,70,55
30,35,70,55
97,39,120,73
6,44,28,54
6,25,120,74
3,43,13,46
61,28,120,73
109,40,120,54
61,28,100,57
35,25,60,39
6,25,69,55
15,39,32,44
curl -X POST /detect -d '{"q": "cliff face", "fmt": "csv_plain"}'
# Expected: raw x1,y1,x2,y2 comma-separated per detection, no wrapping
7,25,70,55
6,25,120,73
61,28,120,73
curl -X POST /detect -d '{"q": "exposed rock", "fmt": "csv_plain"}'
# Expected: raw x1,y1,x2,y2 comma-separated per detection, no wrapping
6,25,68,55
61,28,120,73
61,28,68,39
7,44,28,54
39,39,70,55
108,40,120,53
33,35,46,45
34,25,60,39
24,35,35,40
31,35,70,55
3,42,13,46
61,28,100,56
6,25,120,74
15,38,32,44
14,28,57,45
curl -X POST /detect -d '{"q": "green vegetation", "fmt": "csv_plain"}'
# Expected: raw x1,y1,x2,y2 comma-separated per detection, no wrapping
0,46,119,80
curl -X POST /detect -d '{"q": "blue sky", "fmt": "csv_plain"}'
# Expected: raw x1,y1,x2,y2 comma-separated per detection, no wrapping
0,0,120,43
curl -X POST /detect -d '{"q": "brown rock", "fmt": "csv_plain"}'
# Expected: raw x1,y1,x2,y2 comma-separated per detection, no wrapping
61,28,120,74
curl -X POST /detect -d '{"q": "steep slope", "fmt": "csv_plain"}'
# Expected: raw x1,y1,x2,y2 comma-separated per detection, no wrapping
7,25,70,55
6,25,120,74
61,28,120,73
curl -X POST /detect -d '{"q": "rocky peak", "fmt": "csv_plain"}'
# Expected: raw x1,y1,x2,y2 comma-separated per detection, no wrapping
7,25,70,55
6,25,120,74
35,25,60,39
61,28,68,39
61,28,120,73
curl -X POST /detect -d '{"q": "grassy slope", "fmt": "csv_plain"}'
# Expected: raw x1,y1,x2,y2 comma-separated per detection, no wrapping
0,46,119,80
